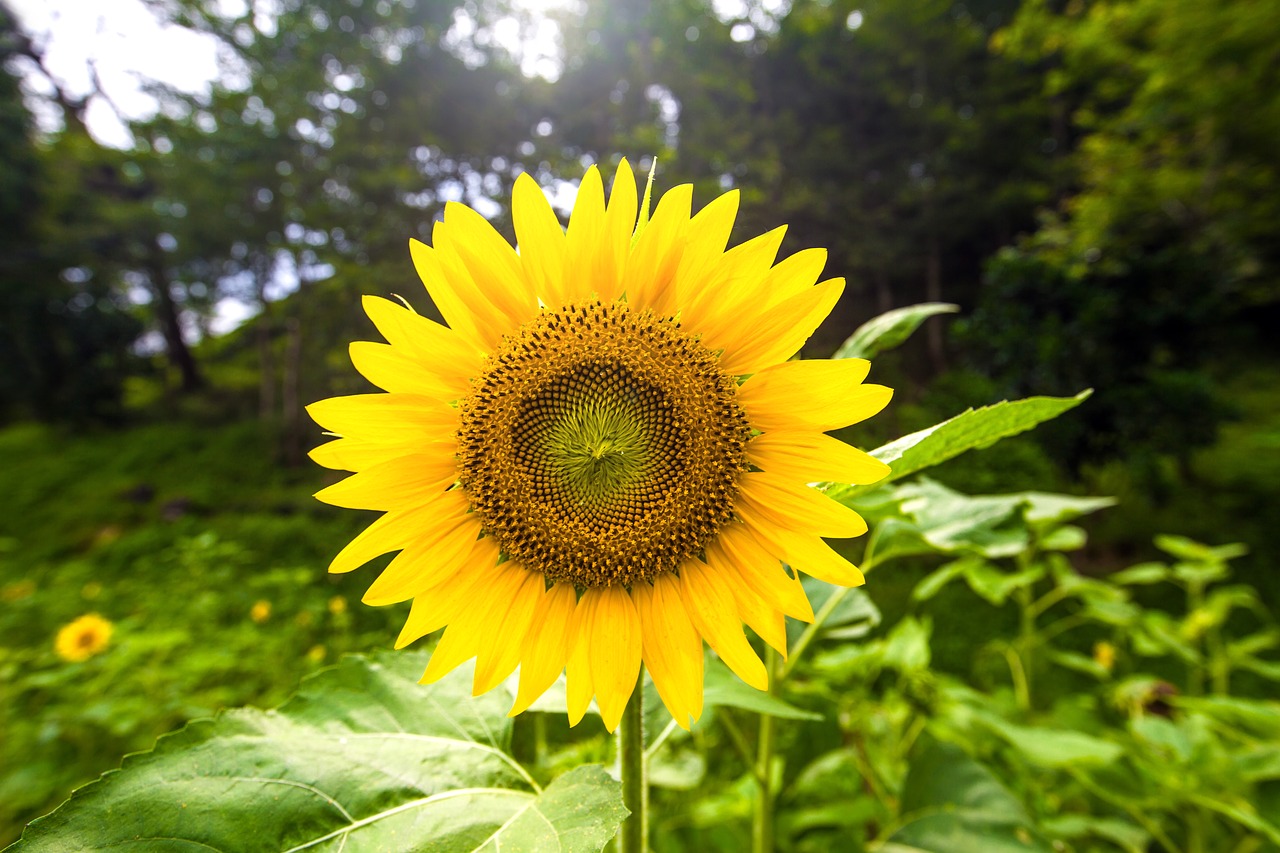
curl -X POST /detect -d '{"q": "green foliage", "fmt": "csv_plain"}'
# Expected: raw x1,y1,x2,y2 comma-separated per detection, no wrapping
11,655,627,852
963,0,1280,467
886,741,1053,853
4,305,1279,853
828,390,1091,503
833,303,959,362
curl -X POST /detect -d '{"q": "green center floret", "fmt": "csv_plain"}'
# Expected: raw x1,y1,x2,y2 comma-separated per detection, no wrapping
548,396,650,504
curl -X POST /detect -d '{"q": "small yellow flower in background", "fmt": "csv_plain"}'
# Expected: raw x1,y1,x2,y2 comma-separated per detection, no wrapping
55,614,114,662
249,600,272,624
1093,641,1117,673
309,160,892,732
2,579,36,602
93,524,122,546
328,595,348,615
307,644,327,663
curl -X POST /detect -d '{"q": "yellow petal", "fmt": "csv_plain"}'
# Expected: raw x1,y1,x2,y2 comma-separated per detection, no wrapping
408,237,488,351
666,190,740,312
307,437,376,472
738,472,868,538
560,166,606,309
738,359,892,432
729,580,788,658
717,278,845,376
621,184,693,313
747,431,891,486
419,620,476,685
760,247,828,306
308,436,455,473
581,586,641,733
565,598,594,727
683,225,787,339
473,567,545,695
306,393,457,444
439,202,537,328
429,220,519,350
348,342,466,399
361,295,481,385
679,558,767,691
361,514,482,605
513,173,566,306
328,489,470,574
633,577,704,729
706,523,814,621
313,453,458,511
740,512,865,587
395,537,501,647
510,582,578,716
597,159,638,302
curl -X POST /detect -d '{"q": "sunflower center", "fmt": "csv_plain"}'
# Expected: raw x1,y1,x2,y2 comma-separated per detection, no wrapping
457,300,751,588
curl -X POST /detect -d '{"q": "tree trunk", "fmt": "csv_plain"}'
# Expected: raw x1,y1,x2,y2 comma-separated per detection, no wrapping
147,243,203,392
281,316,303,467
255,255,276,421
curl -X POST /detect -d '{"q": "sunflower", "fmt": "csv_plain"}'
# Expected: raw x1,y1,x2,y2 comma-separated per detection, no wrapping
309,161,892,731
55,613,114,662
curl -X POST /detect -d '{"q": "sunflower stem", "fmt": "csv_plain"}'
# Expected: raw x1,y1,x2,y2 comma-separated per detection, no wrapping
752,646,780,853
619,666,648,853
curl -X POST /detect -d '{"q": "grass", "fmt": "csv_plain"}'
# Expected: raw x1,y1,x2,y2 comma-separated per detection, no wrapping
0,417,404,844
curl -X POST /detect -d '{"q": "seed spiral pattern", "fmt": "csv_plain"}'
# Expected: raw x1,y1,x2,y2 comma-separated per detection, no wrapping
457,300,751,588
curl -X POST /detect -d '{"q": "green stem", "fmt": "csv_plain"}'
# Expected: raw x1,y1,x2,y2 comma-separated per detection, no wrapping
1187,580,1206,697
753,646,780,853
1015,574,1036,709
1028,584,1071,619
719,708,765,780
533,711,547,769
1037,612,1087,644
619,667,648,853
1004,644,1031,713
644,718,680,761
781,525,884,684
781,586,847,682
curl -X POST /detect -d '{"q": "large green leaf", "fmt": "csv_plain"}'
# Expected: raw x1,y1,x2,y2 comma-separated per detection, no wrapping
12,653,626,853
833,302,959,361
886,740,1053,853
828,392,1091,503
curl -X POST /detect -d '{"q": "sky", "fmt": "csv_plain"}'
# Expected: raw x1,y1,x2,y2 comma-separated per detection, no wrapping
7,0,576,149
9,0,224,148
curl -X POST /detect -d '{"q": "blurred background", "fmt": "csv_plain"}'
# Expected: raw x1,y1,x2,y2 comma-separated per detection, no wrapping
1,0,1277,843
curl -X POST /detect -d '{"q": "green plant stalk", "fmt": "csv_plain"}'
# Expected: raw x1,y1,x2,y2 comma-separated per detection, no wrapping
780,524,884,684
619,667,648,853
1188,579,1206,696
719,708,765,780
753,646,780,853
1208,623,1230,694
1014,554,1037,709
1004,644,1031,712
755,524,884,849
534,711,548,768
